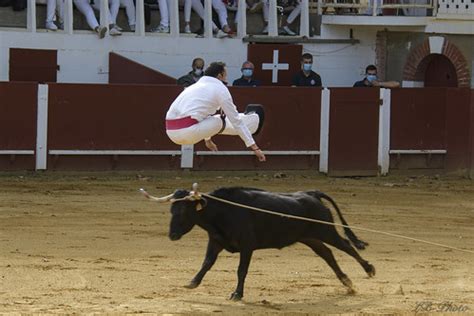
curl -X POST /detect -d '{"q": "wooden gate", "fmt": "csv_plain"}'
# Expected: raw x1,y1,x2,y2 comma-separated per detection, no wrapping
328,88,380,176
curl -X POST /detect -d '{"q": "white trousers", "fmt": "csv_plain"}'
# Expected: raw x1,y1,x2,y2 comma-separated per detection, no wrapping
46,0,64,23
167,113,259,145
212,0,228,28
157,0,171,26
74,0,118,29
262,0,301,24
111,0,136,26
184,0,217,29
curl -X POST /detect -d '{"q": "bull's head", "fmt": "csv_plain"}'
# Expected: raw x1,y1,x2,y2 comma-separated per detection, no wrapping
140,183,207,241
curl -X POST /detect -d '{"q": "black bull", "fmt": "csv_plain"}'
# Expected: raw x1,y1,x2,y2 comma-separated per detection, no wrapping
167,187,375,301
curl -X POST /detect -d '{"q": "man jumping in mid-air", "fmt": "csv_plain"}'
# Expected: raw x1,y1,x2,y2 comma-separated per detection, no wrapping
165,61,266,162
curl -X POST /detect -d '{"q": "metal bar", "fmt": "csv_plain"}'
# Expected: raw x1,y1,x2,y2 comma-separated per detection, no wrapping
300,0,310,37
237,0,247,38
378,88,391,175
169,0,179,37
0,150,35,155
48,150,182,155
389,150,447,154
64,0,74,35
196,151,320,156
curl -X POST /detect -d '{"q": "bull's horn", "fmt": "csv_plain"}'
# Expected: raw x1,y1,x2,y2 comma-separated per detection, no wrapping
139,188,174,203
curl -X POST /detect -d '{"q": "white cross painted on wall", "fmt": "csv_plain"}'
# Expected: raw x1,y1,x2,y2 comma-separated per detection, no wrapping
262,50,289,83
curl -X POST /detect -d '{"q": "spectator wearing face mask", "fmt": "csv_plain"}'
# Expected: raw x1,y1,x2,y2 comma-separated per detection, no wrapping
232,61,261,87
353,65,400,88
291,53,322,87
177,58,205,87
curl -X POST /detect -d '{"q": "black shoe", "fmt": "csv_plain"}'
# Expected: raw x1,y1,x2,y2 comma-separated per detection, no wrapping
245,104,264,136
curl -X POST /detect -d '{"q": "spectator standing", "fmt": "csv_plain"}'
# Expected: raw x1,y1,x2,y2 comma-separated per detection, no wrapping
291,53,322,87
177,58,205,87
233,61,261,87
353,65,400,88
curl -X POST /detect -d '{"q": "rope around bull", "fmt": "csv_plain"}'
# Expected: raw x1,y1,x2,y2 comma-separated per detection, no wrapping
200,193,474,255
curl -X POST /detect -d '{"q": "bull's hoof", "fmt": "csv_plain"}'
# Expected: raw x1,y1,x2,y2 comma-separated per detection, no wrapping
354,240,368,250
346,287,357,295
229,292,242,301
366,264,376,277
184,281,200,289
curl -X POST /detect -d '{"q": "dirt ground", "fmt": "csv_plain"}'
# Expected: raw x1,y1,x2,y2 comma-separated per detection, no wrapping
0,171,473,314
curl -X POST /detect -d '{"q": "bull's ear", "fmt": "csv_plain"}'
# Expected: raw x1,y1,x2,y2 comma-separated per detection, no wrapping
196,197,207,211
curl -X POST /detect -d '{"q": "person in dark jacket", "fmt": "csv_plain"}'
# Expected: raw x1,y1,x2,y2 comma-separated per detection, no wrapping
232,61,261,87
291,53,322,87
177,58,205,87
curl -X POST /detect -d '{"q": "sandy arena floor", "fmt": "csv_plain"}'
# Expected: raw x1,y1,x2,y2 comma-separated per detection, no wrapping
0,171,473,314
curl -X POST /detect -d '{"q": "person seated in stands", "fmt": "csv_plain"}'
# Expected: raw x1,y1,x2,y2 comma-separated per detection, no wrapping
177,57,205,87
260,0,301,35
183,0,230,37
151,0,170,33
113,0,136,31
233,61,261,87
74,0,122,38
45,0,64,31
353,65,400,88
291,53,322,87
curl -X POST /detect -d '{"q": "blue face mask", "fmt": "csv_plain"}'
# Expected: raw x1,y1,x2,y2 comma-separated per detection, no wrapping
367,74,378,82
303,63,312,72
242,69,253,77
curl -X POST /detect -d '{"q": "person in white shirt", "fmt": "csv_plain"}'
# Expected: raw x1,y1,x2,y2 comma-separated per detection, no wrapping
166,62,266,162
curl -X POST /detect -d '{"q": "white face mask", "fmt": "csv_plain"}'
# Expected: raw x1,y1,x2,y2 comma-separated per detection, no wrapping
194,68,203,76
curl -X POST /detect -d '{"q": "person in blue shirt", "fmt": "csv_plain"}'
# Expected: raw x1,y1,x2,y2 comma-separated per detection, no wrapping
354,65,400,88
232,61,262,87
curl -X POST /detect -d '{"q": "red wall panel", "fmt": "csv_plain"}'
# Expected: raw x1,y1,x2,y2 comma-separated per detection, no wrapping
0,82,37,149
391,88,446,150
48,83,183,150
328,88,379,176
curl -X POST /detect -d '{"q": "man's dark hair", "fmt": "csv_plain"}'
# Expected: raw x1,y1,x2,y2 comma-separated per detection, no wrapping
204,62,226,78
192,57,204,67
365,64,377,74
301,53,313,62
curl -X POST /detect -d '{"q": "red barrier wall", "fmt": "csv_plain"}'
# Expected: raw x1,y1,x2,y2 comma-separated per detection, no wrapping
391,88,446,150
390,88,472,173
328,88,380,176
0,82,37,170
47,83,183,170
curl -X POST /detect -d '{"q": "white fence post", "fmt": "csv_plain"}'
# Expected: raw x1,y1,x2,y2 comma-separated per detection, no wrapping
204,0,213,38
319,88,330,173
300,0,310,37
268,0,278,36
36,84,49,171
237,0,247,38
181,145,194,168
169,0,180,37
100,0,109,27
27,0,36,32
135,0,146,36
64,0,74,35
378,88,391,175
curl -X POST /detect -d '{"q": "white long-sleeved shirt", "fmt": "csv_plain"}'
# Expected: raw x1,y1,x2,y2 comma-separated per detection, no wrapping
166,76,255,147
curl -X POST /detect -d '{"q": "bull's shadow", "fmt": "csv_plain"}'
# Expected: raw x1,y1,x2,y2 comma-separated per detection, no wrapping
143,184,375,301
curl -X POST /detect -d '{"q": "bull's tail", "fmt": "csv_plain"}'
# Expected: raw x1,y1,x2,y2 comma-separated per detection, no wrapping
315,192,369,250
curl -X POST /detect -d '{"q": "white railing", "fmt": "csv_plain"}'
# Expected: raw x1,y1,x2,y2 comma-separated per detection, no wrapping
11,0,469,38
311,0,437,16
